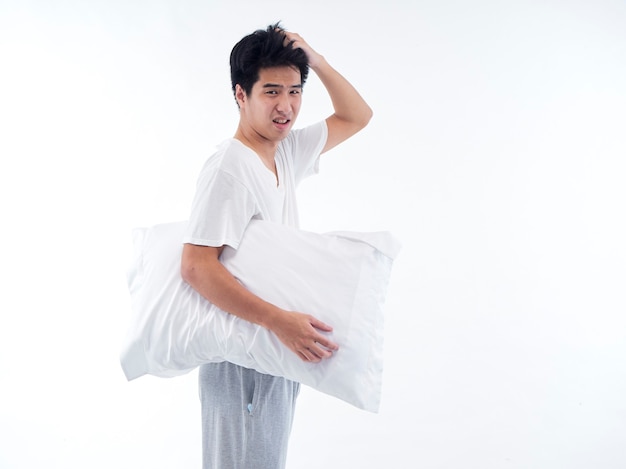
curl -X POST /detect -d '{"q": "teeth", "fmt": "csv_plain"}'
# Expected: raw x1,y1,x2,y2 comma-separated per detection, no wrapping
274,119,288,124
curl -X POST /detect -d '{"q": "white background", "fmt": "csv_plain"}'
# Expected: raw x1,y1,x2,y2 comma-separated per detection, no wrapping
1,1,625,468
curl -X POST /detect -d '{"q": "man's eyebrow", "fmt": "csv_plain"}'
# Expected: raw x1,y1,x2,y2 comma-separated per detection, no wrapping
262,83,303,89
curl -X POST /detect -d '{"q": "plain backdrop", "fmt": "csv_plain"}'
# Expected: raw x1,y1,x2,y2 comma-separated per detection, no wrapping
1,1,625,468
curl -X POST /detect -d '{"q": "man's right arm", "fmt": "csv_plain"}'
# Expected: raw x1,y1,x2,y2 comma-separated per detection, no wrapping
180,243,339,362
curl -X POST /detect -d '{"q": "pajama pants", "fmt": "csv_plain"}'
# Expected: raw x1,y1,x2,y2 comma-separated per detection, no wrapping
199,362,300,469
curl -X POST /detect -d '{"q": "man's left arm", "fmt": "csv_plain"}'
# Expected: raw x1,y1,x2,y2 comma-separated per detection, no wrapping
284,31,373,153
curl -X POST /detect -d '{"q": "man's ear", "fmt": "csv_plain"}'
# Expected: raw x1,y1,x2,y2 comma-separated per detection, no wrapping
235,84,246,108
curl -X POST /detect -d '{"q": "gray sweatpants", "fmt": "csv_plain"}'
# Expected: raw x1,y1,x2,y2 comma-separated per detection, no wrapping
199,362,300,469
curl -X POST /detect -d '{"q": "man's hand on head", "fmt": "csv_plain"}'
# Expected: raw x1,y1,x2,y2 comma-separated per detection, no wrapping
280,30,325,69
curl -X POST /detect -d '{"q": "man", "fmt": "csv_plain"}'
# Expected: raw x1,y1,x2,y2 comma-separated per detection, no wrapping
181,23,372,469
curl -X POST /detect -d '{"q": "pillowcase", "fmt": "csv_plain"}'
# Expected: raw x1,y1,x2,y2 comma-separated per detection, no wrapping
120,219,400,413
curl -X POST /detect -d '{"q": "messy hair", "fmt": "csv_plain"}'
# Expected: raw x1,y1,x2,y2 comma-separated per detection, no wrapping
230,22,309,101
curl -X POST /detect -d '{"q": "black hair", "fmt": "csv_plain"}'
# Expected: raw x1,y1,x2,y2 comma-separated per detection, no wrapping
230,22,309,102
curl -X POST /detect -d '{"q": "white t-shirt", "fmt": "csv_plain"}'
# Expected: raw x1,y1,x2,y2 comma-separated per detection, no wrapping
184,121,328,248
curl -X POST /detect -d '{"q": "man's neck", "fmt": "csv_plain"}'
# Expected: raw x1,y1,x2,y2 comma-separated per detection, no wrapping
233,127,279,170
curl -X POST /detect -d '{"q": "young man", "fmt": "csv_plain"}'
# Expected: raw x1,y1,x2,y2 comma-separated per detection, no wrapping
181,24,372,469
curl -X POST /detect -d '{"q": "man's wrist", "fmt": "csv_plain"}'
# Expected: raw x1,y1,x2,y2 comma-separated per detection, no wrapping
309,54,328,72
259,305,284,331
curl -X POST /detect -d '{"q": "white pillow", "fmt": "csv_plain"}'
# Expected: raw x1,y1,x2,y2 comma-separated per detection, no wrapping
120,219,400,413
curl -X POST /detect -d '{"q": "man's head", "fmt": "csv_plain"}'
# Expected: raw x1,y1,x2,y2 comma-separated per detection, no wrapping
230,23,309,102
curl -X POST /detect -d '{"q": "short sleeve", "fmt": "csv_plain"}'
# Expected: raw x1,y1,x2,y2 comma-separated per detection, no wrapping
183,167,257,249
277,121,328,186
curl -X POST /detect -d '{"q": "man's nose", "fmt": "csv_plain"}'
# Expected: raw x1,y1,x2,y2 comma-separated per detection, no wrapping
276,94,291,112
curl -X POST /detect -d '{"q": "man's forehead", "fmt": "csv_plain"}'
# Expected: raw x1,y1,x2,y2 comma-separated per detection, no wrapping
257,66,302,86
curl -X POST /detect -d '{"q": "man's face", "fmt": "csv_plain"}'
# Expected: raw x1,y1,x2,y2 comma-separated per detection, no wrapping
237,66,302,143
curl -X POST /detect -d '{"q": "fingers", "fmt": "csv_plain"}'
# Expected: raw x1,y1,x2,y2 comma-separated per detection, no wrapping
309,316,333,332
282,31,301,49
275,311,339,363
275,27,291,45
309,316,339,351
277,30,323,68
298,341,334,363
297,322,339,363
278,29,305,50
